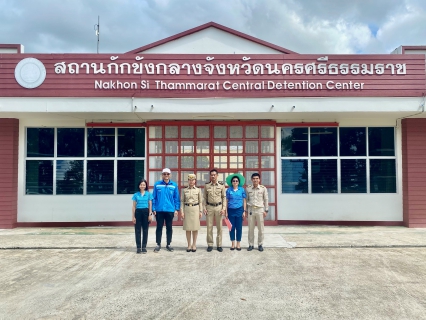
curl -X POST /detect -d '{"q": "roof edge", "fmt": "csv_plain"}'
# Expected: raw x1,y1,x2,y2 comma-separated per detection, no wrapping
126,21,297,54
0,44,23,53
401,46,426,54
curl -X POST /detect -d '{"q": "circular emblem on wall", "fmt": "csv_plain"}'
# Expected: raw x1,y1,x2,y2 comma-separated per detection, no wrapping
14,58,46,89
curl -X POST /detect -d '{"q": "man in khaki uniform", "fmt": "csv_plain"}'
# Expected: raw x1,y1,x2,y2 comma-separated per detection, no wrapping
203,169,226,252
246,172,269,252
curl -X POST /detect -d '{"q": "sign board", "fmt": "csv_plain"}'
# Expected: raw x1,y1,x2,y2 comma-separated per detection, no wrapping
1,54,425,97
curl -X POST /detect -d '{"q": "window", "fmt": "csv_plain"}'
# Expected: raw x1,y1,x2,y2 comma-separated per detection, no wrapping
281,127,396,194
27,128,54,157
117,160,145,194
368,127,395,156
87,160,114,194
25,127,146,195
341,159,366,193
311,159,337,193
87,128,115,157
56,160,83,194
310,127,337,157
57,128,84,157
118,128,145,157
281,127,308,157
26,160,53,194
339,127,366,156
370,159,396,193
281,159,308,193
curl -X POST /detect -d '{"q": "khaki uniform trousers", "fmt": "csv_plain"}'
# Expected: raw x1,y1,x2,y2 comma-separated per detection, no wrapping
248,206,265,246
206,205,223,247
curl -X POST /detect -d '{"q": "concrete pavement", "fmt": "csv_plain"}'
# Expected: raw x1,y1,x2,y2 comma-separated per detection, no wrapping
1,226,426,319
2,225,426,249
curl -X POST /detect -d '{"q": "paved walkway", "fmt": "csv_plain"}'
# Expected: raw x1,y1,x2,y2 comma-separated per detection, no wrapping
1,225,426,249
1,226,426,319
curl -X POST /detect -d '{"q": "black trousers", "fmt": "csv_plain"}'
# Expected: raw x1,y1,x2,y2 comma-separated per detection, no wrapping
155,211,174,245
135,208,149,249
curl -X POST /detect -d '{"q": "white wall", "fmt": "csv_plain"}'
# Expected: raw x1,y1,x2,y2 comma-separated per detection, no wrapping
18,195,132,222
139,28,284,54
0,48,18,53
405,49,426,55
1,96,424,122
10,94,414,223
0,45,23,53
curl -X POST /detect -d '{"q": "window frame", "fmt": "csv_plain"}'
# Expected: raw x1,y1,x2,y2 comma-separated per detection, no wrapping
24,127,146,195
280,126,397,194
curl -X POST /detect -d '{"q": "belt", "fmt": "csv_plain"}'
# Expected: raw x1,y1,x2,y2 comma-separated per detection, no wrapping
185,203,199,207
207,202,222,207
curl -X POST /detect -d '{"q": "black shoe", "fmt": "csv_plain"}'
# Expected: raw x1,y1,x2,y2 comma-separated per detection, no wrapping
207,246,213,252
217,247,223,252
154,245,161,253
142,248,147,254
136,248,141,254
247,246,254,251
258,245,264,252
186,248,191,252
236,247,241,251
230,247,235,251
166,245,174,252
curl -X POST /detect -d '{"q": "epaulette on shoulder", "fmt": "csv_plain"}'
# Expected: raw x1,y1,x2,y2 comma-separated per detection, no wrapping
259,184,265,188
218,181,224,185
247,184,252,188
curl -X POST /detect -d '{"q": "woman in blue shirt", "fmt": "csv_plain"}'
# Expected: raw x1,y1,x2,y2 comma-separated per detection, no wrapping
225,173,247,251
132,179,153,254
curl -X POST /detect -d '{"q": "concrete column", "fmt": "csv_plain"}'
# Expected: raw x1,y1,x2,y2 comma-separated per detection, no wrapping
0,119,19,228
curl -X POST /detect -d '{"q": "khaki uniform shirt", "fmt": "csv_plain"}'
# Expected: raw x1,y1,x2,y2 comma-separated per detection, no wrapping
203,181,226,211
246,184,269,212
180,186,203,212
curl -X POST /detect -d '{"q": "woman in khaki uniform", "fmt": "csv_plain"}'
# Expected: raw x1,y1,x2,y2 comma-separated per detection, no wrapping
181,174,203,252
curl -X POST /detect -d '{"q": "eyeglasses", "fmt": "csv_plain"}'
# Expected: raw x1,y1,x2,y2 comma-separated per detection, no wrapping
162,173,170,175
232,180,239,182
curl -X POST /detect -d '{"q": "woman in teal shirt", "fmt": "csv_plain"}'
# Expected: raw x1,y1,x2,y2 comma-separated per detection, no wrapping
132,179,153,254
225,173,247,251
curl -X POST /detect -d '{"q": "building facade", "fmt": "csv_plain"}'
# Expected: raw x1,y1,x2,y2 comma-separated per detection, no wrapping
1,22,425,228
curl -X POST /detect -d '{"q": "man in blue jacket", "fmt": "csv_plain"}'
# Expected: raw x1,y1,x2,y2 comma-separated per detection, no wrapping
152,168,180,252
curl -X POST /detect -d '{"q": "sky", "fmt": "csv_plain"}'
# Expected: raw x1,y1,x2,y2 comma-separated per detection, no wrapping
0,0,425,54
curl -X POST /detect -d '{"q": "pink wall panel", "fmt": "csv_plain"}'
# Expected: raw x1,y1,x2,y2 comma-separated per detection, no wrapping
0,119,18,229
402,118,426,227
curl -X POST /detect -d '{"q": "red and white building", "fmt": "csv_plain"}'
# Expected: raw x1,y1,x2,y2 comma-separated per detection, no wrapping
1,22,425,228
